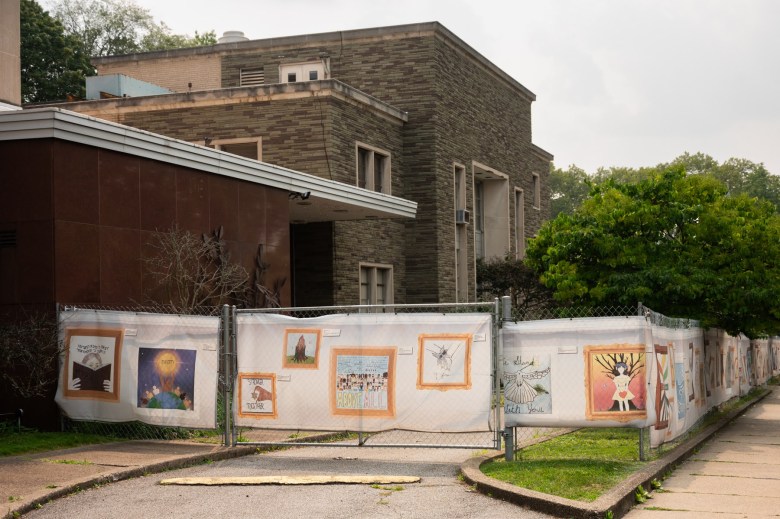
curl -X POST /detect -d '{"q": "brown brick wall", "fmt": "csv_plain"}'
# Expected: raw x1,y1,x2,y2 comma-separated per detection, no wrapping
96,53,221,93
115,94,406,305
80,26,552,305
0,139,291,309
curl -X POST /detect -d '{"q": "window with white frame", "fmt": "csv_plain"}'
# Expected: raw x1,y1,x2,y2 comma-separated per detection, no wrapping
515,188,525,259
359,263,393,306
356,143,391,194
532,173,541,209
280,61,326,83
208,137,262,161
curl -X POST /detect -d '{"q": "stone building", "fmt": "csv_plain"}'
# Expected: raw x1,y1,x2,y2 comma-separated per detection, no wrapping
56,22,553,306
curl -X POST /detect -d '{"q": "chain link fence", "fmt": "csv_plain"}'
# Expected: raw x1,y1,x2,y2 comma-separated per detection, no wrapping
231,302,503,449
504,303,645,459
58,304,227,443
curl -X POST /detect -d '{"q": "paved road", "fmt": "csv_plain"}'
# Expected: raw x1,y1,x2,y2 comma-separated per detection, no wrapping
23,445,555,519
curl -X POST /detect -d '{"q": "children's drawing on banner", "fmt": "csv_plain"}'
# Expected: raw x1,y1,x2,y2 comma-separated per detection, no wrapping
584,345,646,422
331,348,396,417
697,348,707,406
687,343,696,402
63,328,123,401
728,345,737,389
674,362,686,420
503,355,551,414
654,344,673,431
137,348,196,410
417,334,472,390
282,328,321,369
705,339,714,397
237,373,277,419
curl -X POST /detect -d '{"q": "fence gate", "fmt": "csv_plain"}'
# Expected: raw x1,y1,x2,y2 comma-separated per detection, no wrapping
226,302,503,450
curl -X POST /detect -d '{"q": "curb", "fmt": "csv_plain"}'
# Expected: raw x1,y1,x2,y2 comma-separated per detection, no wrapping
460,388,771,518
4,429,352,518
5,444,257,519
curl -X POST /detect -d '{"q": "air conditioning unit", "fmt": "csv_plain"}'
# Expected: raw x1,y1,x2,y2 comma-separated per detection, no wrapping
455,209,470,225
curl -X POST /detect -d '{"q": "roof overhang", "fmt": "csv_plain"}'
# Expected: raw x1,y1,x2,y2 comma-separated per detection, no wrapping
0,108,417,223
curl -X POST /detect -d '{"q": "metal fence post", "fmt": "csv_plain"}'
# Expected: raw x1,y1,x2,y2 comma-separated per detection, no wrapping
222,304,232,447
500,296,513,459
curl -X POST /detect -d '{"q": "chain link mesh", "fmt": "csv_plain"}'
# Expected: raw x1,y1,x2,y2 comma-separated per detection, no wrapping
58,304,227,443
232,302,502,449
511,304,640,322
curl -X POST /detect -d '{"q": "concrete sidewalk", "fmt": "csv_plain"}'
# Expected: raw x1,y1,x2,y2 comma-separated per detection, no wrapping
626,386,780,518
462,386,777,518
3,388,775,519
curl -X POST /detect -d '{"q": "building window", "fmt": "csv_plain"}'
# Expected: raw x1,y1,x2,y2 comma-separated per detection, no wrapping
207,137,262,161
474,180,485,260
515,188,525,259
532,173,541,209
240,68,265,86
454,164,468,302
360,264,393,306
473,162,509,261
280,61,326,83
356,143,391,194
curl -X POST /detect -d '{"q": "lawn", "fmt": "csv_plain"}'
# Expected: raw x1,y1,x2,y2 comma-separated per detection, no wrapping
0,428,120,457
481,428,645,502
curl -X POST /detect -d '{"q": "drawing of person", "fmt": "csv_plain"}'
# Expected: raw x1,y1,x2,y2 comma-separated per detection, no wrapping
612,362,634,411
72,352,111,392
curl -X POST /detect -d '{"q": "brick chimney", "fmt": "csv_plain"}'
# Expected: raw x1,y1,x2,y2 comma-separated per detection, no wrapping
0,0,22,109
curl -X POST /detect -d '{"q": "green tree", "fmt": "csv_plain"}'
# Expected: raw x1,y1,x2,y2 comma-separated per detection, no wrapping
20,0,93,103
476,254,555,318
665,152,780,212
51,0,216,56
550,165,590,219
141,26,217,52
526,167,780,337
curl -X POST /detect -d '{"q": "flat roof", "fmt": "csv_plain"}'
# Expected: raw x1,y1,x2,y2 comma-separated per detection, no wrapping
91,21,536,103
0,108,417,223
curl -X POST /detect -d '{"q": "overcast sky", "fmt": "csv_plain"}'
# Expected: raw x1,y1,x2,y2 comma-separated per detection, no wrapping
123,0,780,174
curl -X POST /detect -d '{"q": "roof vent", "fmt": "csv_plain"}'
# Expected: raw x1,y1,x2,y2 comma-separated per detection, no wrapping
218,31,249,44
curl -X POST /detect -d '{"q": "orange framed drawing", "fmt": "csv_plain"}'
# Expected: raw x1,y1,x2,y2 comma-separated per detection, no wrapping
330,347,396,418
237,372,278,419
584,344,646,422
282,328,321,369
63,328,123,401
417,334,472,390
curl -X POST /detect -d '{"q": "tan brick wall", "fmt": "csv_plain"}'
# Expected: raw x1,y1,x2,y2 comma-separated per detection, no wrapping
96,54,221,93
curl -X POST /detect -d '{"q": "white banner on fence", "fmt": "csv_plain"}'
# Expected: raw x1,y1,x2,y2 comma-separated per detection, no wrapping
502,316,656,429
55,310,219,429
234,312,493,432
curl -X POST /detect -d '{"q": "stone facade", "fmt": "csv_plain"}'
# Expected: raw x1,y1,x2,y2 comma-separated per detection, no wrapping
73,22,552,306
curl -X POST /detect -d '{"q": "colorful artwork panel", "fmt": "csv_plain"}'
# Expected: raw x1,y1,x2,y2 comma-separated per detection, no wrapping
584,344,646,422
654,344,677,430
137,348,196,410
282,328,321,369
330,348,396,418
63,328,123,401
416,334,472,390
238,373,277,419
687,342,696,402
675,362,686,420
503,354,551,415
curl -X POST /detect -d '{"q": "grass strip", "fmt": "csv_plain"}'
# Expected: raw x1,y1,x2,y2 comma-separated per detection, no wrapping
0,430,119,457
481,428,644,502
